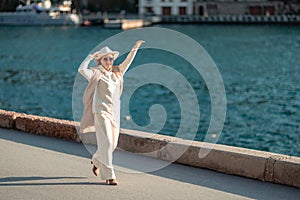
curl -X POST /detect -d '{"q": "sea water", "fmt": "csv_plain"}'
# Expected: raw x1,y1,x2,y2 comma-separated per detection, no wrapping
0,24,299,156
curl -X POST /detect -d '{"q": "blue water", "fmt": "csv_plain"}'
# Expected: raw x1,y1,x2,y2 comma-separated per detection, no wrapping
0,25,299,156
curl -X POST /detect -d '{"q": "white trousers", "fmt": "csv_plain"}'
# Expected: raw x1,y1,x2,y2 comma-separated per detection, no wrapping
92,113,119,180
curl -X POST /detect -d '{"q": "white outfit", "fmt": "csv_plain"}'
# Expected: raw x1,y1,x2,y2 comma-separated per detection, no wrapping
78,48,138,180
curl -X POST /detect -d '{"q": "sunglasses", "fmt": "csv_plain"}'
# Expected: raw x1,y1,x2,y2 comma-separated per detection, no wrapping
102,57,114,62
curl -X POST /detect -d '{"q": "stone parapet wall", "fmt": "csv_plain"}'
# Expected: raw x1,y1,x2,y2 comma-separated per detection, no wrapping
0,109,299,188
0,109,80,142
118,128,300,189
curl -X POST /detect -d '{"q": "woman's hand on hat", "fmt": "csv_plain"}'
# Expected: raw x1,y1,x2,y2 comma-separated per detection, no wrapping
91,52,100,60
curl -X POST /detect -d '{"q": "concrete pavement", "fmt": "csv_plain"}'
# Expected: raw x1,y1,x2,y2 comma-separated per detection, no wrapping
0,128,299,200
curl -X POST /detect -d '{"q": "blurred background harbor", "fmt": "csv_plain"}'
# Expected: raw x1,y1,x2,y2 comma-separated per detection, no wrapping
0,1,299,157
0,0,300,28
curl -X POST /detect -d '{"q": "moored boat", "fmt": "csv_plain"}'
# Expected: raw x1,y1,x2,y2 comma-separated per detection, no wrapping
0,0,81,26
103,18,122,29
103,18,152,30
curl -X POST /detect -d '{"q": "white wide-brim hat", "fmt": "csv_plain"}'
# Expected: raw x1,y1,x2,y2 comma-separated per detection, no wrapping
93,46,119,60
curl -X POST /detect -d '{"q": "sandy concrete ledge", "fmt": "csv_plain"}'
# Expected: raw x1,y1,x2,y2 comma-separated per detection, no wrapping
0,109,299,188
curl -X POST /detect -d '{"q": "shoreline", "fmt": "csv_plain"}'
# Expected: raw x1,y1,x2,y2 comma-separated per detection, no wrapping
159,14,300,25
0,109,299,188
81,14,300,26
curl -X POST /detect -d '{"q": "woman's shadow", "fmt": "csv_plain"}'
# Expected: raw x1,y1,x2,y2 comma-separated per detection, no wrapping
0,176,107,186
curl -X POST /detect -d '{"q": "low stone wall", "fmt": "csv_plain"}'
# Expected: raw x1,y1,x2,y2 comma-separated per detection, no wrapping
0,109,80,142
118,129,300,188
0,109,299,188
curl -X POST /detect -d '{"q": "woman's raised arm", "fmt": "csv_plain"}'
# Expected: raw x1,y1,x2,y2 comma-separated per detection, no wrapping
119,40,145,75
78,54,94,81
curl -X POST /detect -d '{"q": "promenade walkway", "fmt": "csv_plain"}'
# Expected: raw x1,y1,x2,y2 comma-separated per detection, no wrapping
0,128,299,200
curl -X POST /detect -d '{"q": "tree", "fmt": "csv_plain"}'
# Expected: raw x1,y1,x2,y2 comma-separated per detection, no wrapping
0,0,19,11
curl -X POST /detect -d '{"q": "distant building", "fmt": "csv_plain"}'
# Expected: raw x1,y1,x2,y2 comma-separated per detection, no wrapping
139,0,194,15
138,0,298,16
193,0,284,16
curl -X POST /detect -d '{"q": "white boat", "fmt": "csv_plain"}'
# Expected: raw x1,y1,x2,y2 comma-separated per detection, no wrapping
103,18,122,29
103,18,152,30
0,0,81,26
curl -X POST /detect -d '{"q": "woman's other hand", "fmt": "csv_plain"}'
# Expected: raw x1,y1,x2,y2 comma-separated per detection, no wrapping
134,40,145,49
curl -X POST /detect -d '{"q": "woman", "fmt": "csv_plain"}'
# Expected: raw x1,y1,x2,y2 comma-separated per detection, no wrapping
78,40,144,185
